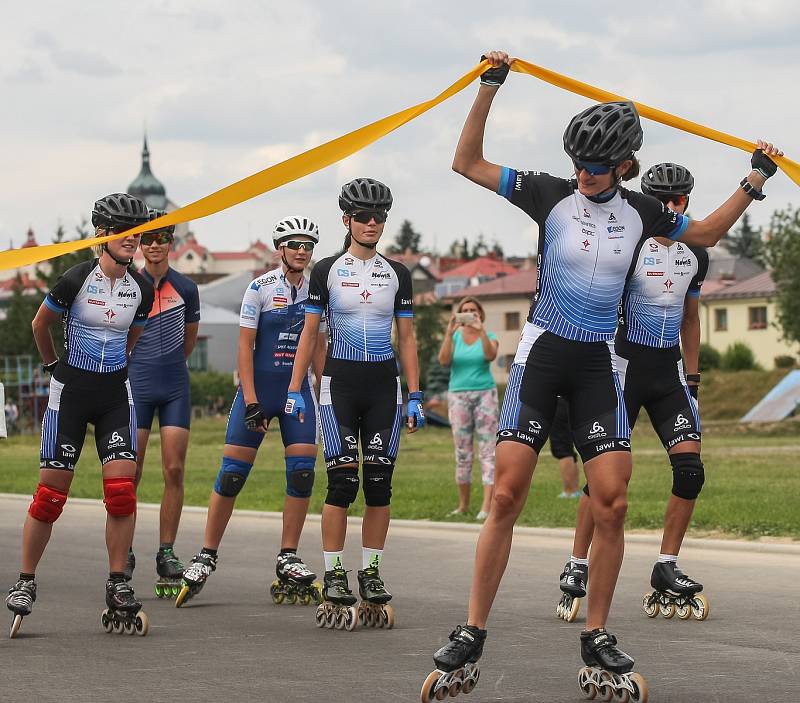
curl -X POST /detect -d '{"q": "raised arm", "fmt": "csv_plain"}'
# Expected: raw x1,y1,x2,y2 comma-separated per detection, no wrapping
452,51,514,192
680,141,783,248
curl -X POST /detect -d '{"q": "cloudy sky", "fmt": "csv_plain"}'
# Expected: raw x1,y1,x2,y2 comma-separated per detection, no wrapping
2,1,798,259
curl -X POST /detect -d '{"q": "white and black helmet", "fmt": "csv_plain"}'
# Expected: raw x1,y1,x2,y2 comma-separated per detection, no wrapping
272,216,320,247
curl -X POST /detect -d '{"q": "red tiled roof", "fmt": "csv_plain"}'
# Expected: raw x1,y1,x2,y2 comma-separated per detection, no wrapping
0,272,44,292
701,270,776,300
174,241,208,257
441,256,518,279
446,269,536,300
213,251,258,261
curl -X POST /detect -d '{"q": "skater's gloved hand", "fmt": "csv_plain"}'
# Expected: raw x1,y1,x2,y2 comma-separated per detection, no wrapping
480,51,513,87
751,141,782,180
284,391,306,423
406,391,425,433
244,402,268,432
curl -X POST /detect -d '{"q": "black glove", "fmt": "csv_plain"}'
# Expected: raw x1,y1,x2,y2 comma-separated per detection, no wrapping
244,402,266,431
688,385,698,400
480,55,510,87
751,148,778,179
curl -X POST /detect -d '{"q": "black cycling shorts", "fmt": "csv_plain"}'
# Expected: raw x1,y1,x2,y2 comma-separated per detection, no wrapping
498,327,630,462
616,348,701,450
40,365,137,470
318,358,403,469
548,396,577,461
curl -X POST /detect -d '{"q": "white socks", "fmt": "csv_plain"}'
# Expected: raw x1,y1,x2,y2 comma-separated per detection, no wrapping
362,547,383,570
570,555,589,567
323,551,344,572
658,554,678,564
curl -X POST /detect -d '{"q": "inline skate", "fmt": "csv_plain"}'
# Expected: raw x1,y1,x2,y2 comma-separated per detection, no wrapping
557,560,587,623
315,567,357,631
175,551,217,607
356,566,394,629
154,547,185,598
6,578,36,638
102,578,149,636
578,628,648,702
421,624,485,702
642,561,708,621
270,552,322,606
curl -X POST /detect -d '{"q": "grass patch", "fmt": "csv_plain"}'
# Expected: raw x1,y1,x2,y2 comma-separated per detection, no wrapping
1,416,798,539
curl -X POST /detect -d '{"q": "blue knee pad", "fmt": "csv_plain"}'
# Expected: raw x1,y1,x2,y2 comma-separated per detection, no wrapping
286,456,316,498
214,457,253,497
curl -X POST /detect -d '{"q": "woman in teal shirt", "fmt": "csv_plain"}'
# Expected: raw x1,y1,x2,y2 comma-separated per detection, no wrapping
438,296,499,520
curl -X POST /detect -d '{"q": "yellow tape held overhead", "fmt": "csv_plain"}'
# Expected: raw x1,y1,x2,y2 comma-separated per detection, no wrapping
510,59,800,185
1,57,796,272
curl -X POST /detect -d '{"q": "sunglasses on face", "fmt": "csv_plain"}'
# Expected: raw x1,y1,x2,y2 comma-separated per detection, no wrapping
141,232,174,246
573,160,613,176
350,210,388,224
283,240,315,251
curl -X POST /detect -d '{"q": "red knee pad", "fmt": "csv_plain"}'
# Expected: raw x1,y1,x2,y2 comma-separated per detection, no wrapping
103,476,137,517
28,483,68,524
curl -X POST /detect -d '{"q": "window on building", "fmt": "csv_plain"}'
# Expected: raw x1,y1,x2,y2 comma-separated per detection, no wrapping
714,308,728,331
186,252,194,260
748,306,767,330
188,337,208,371
505,311,520,330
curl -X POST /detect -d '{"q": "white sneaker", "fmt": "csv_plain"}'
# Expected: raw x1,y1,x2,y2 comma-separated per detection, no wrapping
448,508,467,517
475,510,489,521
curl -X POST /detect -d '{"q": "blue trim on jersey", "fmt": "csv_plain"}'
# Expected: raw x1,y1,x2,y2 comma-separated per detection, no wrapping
44,295,65,314
131,319,147,327
394,311,414,318
498,166,514,199
668,214,690,240
305,305,323,315
499,364,524,430
686,290,701,298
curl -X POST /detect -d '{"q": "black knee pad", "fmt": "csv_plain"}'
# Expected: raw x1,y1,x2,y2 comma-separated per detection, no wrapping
362,463,394,507
670,453,705,500
582,483,590,497
325,468,360,508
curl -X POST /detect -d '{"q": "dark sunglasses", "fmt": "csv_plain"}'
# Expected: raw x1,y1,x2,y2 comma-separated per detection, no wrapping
573,160,613,176
141,232,174,246
351,210,388,224
283,240,315,251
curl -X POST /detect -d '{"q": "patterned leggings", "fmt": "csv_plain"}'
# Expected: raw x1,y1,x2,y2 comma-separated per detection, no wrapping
447,388,498,485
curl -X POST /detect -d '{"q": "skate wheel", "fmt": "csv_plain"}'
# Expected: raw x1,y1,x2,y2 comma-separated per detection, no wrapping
659,601,676,619
578,666,597,700
628,673,648,703
285,592,297,605
135,611,149,636
676,601,691,620
311,582,323,605
641,593,658,618
112,615,124,634
272,593,285,605
448,680,462,697
314,604,326,627
154,584,162,598
434,682,449,701
383,604,395,630
101,609,113,633
613,682,630,703
691,593,709,621
597,672,614,702
124,618,135,635
565,596,580,623
175,585,191,608
300,593,311,606
420,670,442,703
10,614,23,639
344,606,358,631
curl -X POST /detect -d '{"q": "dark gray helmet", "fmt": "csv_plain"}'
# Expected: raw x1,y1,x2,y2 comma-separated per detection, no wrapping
563,101,643,165
641,162,694,197
92,193,149,230
146,208,176,235
339,178,393,213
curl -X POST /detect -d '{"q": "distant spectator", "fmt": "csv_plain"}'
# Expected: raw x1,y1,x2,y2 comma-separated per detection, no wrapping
549,397,582,498
438,296,499,520
5,397,19,434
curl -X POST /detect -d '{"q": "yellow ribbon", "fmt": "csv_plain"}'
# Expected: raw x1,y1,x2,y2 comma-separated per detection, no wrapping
1,58,796,272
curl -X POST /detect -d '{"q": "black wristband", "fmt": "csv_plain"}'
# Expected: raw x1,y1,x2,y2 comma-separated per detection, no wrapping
685,373,701,383
42,360,58,374
480,56,510,87
740,178,766,201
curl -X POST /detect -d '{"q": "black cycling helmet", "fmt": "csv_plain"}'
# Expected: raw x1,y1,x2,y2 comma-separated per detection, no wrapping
563,101,643,165
146,208,176,235
338,178,393,213
641,162,694,197
92,193,149,230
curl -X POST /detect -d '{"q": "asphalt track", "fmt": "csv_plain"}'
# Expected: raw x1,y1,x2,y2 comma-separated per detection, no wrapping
1,494,798,703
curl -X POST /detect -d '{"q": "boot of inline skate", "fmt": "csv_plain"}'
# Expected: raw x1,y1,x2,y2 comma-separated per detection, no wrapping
315,568,357,630
6,578,36,638
271,552,320,605
175,551,217,607
102,577,149,636
421,625,486,702
155,547,185,599
557,560,588,622
643,561,708,620
356,566,394,628
578,628,648,702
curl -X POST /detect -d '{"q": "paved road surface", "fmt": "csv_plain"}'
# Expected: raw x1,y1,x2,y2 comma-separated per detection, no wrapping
1,495,798,703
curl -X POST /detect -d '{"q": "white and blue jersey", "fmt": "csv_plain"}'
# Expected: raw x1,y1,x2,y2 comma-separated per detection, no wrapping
44,259,154,374
306,251,413,362
616,238,708,357
497,169,688,343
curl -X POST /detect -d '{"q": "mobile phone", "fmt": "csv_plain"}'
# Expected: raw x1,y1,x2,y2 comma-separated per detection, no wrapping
455,312,476,324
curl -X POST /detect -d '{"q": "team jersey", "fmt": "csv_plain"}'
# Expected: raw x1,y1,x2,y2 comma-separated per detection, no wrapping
498,169,689,342
44,259,153,373
617,238,708,354
306,251,413,362
239,267,314,374
129,267,200,369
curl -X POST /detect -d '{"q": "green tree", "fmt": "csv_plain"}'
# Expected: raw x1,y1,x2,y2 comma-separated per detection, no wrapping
725,212,765,264
389,219,422,254
764,204,800,343
0,274,41,355
413,302,446,391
